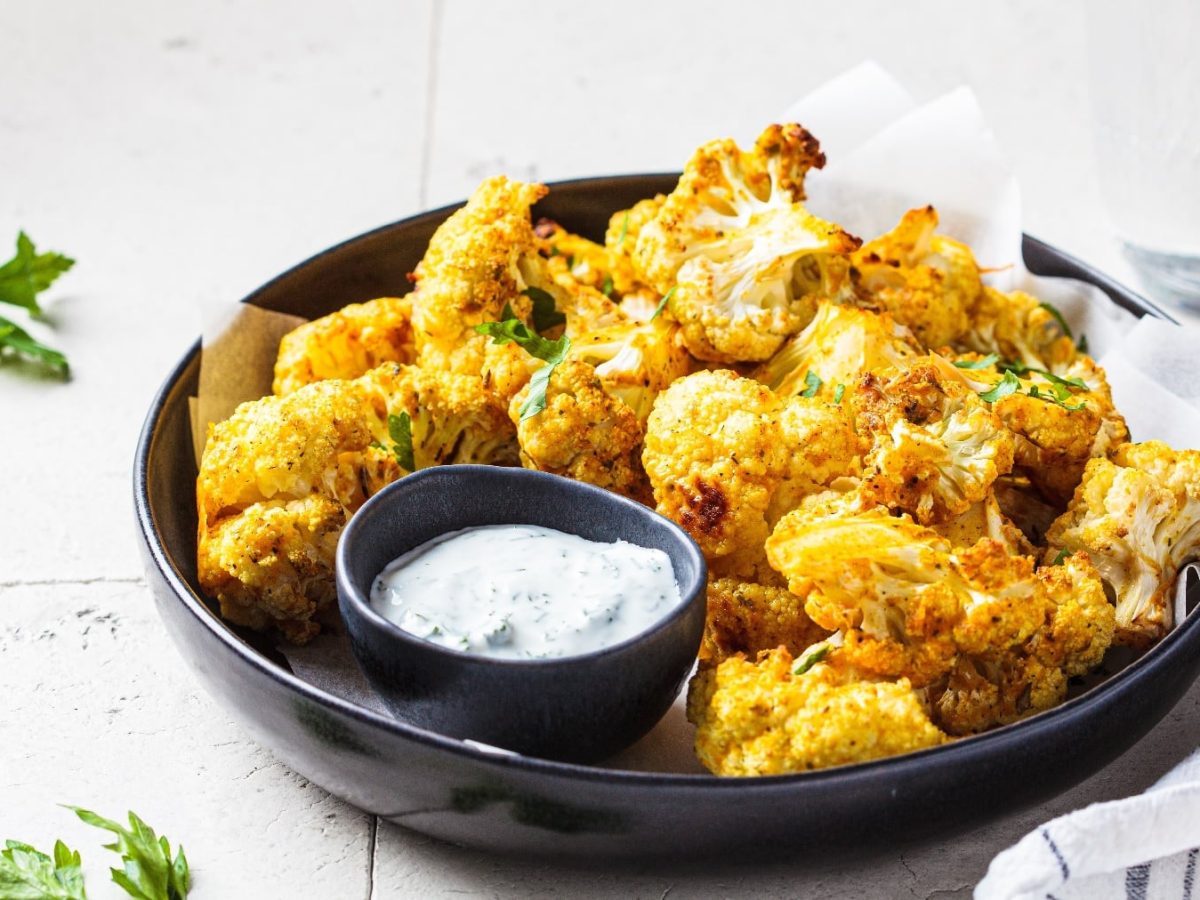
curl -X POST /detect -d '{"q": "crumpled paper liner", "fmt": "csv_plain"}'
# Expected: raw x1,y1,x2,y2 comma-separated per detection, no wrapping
190,62,1199,773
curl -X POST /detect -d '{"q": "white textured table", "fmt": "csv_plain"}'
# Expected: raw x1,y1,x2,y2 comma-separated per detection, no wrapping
3,2,1197,896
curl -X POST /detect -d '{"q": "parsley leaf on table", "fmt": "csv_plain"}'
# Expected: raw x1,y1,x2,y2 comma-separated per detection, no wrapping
69,807,189,900
0,232,75,316
0,839,88,899
0,314,69,377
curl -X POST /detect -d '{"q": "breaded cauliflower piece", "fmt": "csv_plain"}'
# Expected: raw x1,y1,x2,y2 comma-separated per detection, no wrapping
410,176,554,406
699,578,829,665
687,648,946,775
198,364,516,642
510,358,649,501
850,206,981,349
272,296,416,396
1045,441,1200,646
569,317,692,422
852,358,1016,525
633,124,860,362
753,301,922,400
956,286,1077,370
642,370,861,576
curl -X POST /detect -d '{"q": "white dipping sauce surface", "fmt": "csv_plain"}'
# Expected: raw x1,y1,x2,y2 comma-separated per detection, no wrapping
369,524,682,660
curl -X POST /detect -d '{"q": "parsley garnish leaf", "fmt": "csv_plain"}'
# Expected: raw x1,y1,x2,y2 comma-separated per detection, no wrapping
800,370,822,398
953,354,1000,370
0,839,88,899
601,274,614,297
475,314,571,420
833,383,845,404
792,642,831,676
0,232,75,316
387,412,415,472
1039,301,1073,340
1077,333,1089,354
521,287,565,333
650,287,675,322
69,807,189,900
1051,548,1069,566
0,314,69,377
979,370,1020,403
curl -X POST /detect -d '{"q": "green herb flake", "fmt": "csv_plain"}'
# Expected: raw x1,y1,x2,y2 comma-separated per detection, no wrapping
0,314,69,377
0,232,75,316
388,412,415,472
0,838,88,899
1039,301,1073,340
953,353,1000,370
1051,548,1069,566
601,274,614,298
565,255,575,271
476,313,571,420
833,383,846,404
792,642,831,676
521,286,566,333
800,370,822,398
978,370,1021,403
616,211,630,250
650,287,675,322
1077,333,1089,354
69,807,189,900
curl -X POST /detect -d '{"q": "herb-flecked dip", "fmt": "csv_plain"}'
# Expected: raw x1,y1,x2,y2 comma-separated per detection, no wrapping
369,524,682,659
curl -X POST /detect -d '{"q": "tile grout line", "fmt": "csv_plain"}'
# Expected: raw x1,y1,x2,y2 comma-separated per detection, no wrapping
365,815,378,900
0,576,144,589
417,0,444,209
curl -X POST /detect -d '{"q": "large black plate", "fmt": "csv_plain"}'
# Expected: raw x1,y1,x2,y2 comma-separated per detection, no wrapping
134,174,1199,860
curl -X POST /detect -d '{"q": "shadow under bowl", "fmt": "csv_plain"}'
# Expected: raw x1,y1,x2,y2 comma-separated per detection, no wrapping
336,465,708,764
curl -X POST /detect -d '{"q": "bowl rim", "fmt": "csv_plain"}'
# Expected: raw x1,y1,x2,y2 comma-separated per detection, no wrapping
335,464,708,669
134,172,1200,791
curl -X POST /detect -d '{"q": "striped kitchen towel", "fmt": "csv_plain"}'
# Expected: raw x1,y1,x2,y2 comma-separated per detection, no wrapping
976,749,1200,899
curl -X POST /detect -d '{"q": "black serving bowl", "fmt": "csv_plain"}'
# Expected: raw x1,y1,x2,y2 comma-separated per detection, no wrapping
134,174,1200,860
336,466,707,763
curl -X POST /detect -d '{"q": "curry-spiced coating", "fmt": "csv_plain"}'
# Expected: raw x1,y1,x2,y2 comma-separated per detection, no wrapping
272,296,416,396
197,364,516,643
699,577,829,665
642,369,862,580
511,358,650,502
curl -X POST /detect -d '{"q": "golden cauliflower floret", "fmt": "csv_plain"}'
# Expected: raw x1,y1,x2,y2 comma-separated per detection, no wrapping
1029,552,1116,677
605,195,664,293
197,378,400,642
410,176,554,404
850,206,981,349
272,296,416,395
569,317,692,423
643,370,858,575
753,301,922,400
511,358,649,501
932,489,1035,557
699,578,829,665
957,286,1077,370
687,649,946,775
633,124,860,363
1045,441,1200,647
852,358,1016,525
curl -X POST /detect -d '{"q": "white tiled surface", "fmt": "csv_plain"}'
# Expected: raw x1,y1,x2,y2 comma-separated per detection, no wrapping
2,2,1196,896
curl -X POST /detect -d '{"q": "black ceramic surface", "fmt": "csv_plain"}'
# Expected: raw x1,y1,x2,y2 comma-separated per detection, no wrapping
135,174,1200,860
336,466,707,763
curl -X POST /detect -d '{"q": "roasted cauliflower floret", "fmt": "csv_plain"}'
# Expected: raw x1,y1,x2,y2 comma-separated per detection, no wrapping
853,358,1016,525
699,578,829,665
687,648,946,775
273,296,416,395
569,317,692,422
1045,441,1200,646
850,206,981,349
633,124,860,362
932,490,1035,557
198,365,515,642
754,301,921,400
643,370,860,577
410,176,555,406
510,358,649,501
956,287,1076,370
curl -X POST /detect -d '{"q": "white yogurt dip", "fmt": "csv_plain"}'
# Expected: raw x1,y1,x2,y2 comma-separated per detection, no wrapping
369,524,682,659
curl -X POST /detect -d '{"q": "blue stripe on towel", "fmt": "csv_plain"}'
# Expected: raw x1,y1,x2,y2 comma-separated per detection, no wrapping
1183,848,1197,900
1042,829,1070,882
1125,862,1150,900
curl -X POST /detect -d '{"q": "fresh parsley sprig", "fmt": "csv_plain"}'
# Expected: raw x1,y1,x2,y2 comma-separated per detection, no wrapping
0,314,69,377
0,839,88,899
833,383,846,404
1038,301,1073,340
953,353,1001,370
521,287,565,333
69,807,189,900
650,287,675,322
792,641,832,676
800,370,822,398
0,232,74,378
978,370,1021,403
474,305,571,420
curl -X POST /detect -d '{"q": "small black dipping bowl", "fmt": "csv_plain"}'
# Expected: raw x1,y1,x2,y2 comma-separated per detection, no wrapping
335,465,708,764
